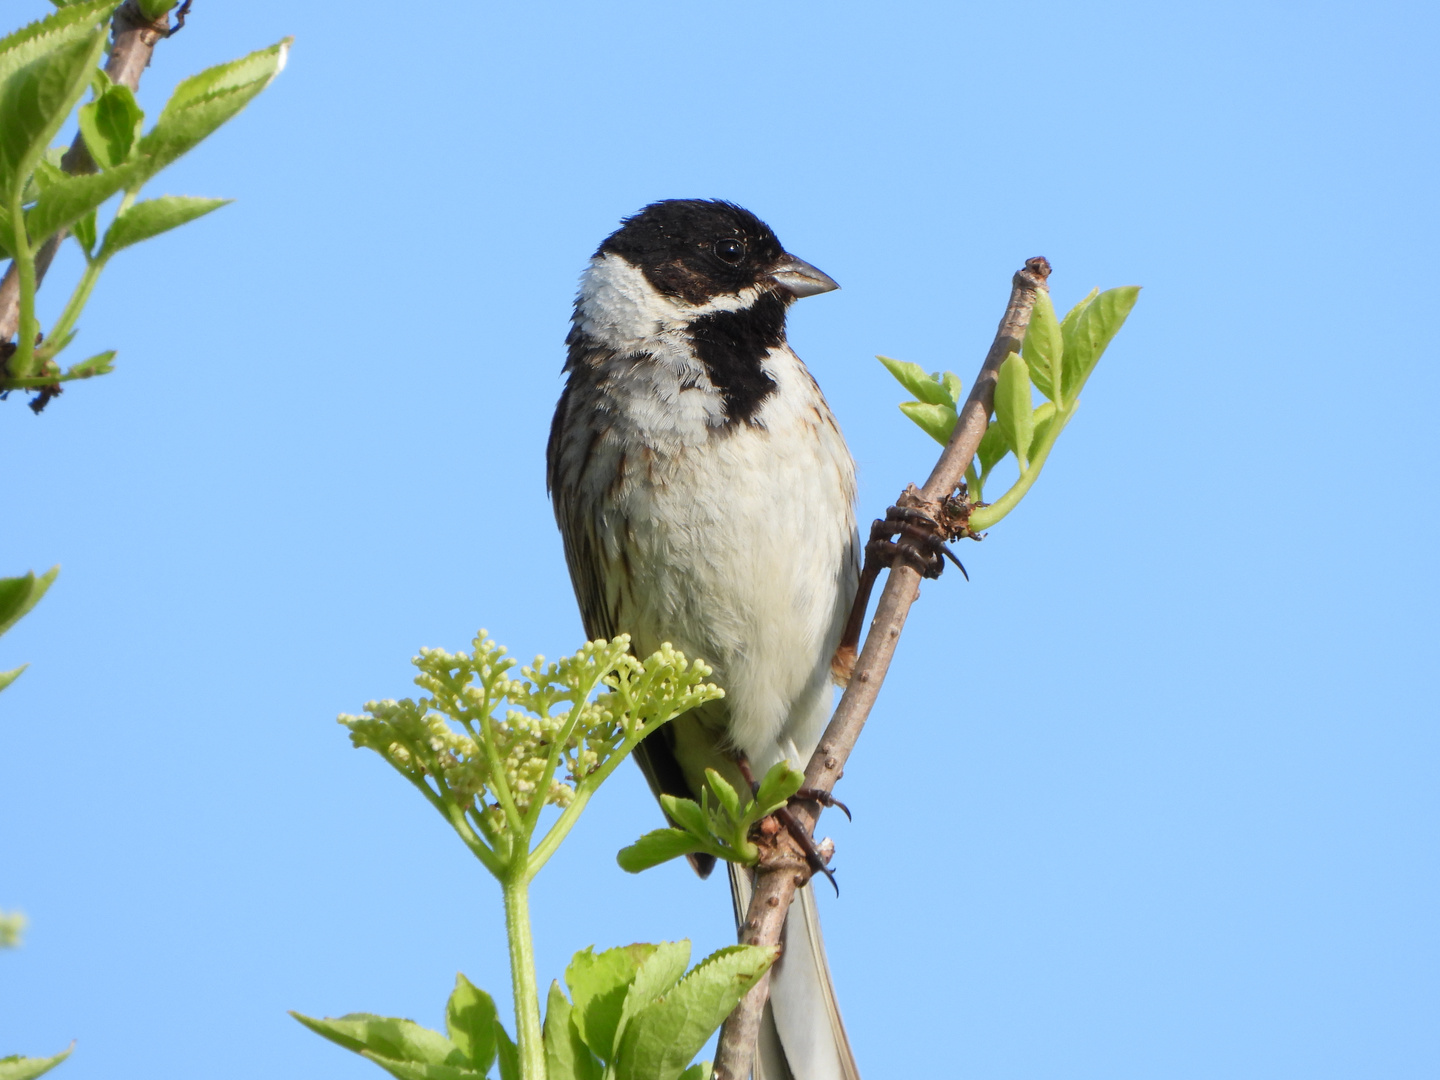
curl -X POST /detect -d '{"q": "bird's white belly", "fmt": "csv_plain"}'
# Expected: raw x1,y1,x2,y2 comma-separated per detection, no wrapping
600,393,856,765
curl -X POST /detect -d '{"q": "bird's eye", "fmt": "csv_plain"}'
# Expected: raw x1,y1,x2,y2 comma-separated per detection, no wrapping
713,237,746,265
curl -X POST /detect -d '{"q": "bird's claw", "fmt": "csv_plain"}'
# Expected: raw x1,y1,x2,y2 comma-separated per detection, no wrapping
736,756,844,895
867,504,969,581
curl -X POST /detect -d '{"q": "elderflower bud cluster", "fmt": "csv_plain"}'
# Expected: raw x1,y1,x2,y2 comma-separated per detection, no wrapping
339,629,723,850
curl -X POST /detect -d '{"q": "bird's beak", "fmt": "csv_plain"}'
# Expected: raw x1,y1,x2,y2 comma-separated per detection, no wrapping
770,254,840,298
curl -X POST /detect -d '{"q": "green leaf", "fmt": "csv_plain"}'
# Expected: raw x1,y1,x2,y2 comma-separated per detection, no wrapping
941,370,964,407
994,352,1034,467
615,941,692,1056
445,974,497,1076
658,793,709,838
289,1012,467,1068
977,417,1009,477
0,665,29,692
704,769,741,822
70,204,95,253
493,1021,518,1080
565,944,656,1059
1023,290,1062,402
25,161,143,246
0,2,118,90
135,40,290,181
617,828,706,873
0,1047,73,1080
614,945,778,1080
1060,287,1100,331
678,1066,709,1080
1059,286,1140,402
1030,401,1058,457
752,762,804,816
63,350,114,379
877,355,952,406
898,400,957,445
0,567,58,637
0,26,107,202
77,82,142,169
358,1056,484,1080
135,0,178,17
99,195,230,258
545,982,602,1080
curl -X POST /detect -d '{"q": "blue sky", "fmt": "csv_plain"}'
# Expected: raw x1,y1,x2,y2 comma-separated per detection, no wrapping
2,1,1436,1077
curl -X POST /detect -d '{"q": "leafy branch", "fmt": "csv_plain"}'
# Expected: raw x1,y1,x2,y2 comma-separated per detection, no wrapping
616,762,805,873
0,1,289,410
878,283,1139,529
713,258,1140,1079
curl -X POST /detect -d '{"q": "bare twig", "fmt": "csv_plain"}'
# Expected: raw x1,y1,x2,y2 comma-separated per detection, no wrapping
0,1,176,344
713,256,1052,1080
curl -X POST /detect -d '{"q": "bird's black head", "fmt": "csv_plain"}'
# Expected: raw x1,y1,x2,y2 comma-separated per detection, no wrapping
597,199,837,306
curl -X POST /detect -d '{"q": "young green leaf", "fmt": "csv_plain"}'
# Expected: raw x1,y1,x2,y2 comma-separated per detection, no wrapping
1023,289,1062,402
545,982,602,1080
24,162,142,246
135,0,179,17
357,1056,484,1080
565,944,656,1059
289,1012,467,1068
70,204,95,254
0,665,29,693
1059,286,1100,332
99,195,230,258
615,942,692,1056
493,1021,519,1080
678,1066,710,1080
658,793,709,839
0,1,118,90
135,40,290,182
976,416,1009,478
616,827,706,873
0,567,58,638
445,974,498,1076
752,761,804,816
0,1047,73,1080
1059,286,1140,402
704,768,741,822
898,400,958,445
941,370,963,407
877,355,953,406
77,82,143,169
358,1056,484,1080
1029,401,1058,458
63,350,115,379
0,27,107,201
614,945,778,1080
993,352,1035,468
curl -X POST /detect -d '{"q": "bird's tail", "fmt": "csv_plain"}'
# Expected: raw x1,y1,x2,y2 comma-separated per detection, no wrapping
728,863,861,1080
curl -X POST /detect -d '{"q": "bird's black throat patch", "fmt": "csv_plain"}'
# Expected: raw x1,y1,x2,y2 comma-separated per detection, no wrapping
687,292,787,424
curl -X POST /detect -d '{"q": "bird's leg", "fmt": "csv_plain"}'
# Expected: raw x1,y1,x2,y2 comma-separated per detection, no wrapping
735,755,840,895
832,486,973,683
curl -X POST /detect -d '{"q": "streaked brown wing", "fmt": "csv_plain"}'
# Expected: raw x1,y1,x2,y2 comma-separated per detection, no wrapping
547,375,717,877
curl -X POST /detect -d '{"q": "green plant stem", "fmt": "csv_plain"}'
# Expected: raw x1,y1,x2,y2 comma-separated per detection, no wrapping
9,191,37,379
502,870,545,1080
476,710,527,838
39,257,107,362
525,732,642,878
968,407,1073,531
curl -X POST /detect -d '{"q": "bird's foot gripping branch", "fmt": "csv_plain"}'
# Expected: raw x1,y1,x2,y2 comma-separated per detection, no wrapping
296,633,778,1080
